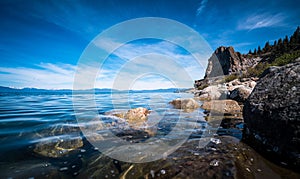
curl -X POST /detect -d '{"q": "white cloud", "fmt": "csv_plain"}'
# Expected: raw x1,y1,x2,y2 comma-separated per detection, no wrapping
196,0,209,16
238,13,286,31
0,38,209,90
0,63,76,89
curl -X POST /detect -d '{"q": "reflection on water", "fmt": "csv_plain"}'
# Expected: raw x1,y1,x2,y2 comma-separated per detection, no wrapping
0,92,298,178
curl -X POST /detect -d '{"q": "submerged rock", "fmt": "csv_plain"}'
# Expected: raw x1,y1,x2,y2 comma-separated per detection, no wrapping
201,99,241,114
33,125,83,158
243,60,300,170
169,98,200,111
34,137,83,158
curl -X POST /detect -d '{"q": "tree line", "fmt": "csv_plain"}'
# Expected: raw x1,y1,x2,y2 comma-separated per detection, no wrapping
248,26,300,56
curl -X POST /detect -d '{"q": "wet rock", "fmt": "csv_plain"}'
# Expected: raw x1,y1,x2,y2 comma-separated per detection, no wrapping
169,98,200,111
229,86,252,103
106,107,150,129
201,100,241,114
243,60,300,170
125,107,150,128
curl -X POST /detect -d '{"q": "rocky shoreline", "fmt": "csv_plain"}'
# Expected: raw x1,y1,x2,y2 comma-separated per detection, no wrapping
191,42,300,171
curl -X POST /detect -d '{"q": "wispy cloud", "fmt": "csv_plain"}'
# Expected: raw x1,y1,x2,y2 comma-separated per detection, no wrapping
196,0,208,16
238,13,286,31
0,63,76,89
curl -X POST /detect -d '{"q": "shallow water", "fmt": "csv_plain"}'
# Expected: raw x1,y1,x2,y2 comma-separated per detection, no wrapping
0,92,298,178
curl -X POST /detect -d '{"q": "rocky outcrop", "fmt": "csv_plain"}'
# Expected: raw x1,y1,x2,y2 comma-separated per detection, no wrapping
201,100,241,114
169,98,200,111
205,46,257,78
243,60,300,169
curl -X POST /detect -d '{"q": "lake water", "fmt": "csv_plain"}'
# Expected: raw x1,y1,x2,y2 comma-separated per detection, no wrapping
0,92,297,178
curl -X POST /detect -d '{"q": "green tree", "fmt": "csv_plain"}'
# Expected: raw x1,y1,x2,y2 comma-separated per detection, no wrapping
263,41,271,52
273,40,277,46
283,35,289,52
257,46,262,54
277,38,283,52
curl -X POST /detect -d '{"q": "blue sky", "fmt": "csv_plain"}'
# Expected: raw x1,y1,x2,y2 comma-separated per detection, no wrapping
0,0,299,89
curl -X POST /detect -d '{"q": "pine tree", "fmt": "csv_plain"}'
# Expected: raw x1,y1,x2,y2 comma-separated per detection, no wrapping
263,41,271,53
248,49,252,54
257,46,262,54
253,48,257,55
283,35,289,52
290,26,300,50
277,38,283,52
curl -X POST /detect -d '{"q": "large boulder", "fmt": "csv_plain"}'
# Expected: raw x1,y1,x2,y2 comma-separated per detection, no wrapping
243,60,300,170
169,98,200,111
201,99,241,114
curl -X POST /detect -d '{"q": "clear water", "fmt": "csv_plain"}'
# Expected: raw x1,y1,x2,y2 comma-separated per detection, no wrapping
1,92,298,178
0,92,210,177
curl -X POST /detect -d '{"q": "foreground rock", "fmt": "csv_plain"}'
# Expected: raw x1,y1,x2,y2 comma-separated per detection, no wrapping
243,60,300,170
169,98,200,112
77,136,300,179
201,99,241,114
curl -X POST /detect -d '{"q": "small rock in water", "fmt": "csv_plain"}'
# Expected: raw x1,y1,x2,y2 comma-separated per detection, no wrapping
160,169,166,175
150,170,155,178
210,138,221,144
80,149,86,153
71,165,76,169
210,159,219,167
111,170,114,174
280,162,287,166
59,167,68,172
257,169,262,172
194,152,200,156
246,168,251,172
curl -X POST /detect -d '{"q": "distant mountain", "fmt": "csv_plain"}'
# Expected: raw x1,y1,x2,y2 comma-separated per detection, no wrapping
0,86,187,93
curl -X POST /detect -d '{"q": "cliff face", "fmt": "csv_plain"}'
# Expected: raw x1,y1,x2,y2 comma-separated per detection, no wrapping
204,46,256,78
